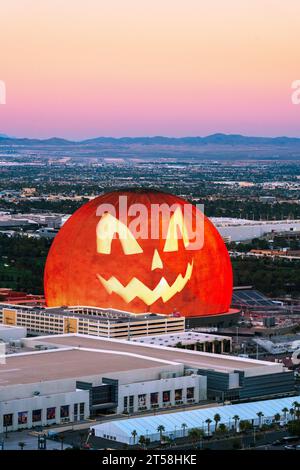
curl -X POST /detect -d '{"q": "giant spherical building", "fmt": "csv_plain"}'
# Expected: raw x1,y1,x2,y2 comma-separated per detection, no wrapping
44,190,233,318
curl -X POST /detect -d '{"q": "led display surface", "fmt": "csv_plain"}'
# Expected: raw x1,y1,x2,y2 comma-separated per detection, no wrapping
44,191,232,317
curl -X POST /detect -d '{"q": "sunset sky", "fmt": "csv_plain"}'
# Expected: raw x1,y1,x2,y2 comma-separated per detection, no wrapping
0,0,300,139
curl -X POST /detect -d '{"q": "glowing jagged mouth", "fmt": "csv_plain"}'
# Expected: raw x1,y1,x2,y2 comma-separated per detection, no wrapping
97,260,194,306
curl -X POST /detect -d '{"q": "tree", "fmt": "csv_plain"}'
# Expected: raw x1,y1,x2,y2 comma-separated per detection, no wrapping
18,441,26,450
290,408,295,421
157,425,165,442
131,430,137,445
181,423,188,437
188,428,203,448
218,423,227,434
205,418,212,435
214,413,221,432
239,420,252,433
139,435,146,449
288,420,300,436
292,401,300,410
282,407,289,423
274,413,281,426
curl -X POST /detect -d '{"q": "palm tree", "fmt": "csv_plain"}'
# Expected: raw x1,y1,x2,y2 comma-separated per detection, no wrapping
157,425,165,442
292,401,300,418
131,429,137,445
290,408,295,421
282,407,289,423
239,420,252,433
205,418,212,435
218,423,227,434
139,435,146,449
274,413,281,426
18,441,26,450
257,412,264,429
233,415,240,433
181,423,188,437
214,413,221,432
296,409,300,421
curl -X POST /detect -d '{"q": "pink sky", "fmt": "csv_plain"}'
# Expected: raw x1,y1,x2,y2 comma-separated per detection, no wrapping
0,0,300,139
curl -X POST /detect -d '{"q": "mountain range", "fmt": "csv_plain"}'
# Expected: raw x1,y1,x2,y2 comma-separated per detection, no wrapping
1,133,300,160
1,133,300,146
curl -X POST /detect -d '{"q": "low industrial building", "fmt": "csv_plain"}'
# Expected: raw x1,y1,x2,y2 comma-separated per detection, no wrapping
0,333,296,434
212,218,300,242
0,334,206,434
0,303,185,339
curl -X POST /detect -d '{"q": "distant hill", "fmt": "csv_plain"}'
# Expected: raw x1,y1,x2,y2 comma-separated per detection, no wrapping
1,133,300,146
1,133,300,160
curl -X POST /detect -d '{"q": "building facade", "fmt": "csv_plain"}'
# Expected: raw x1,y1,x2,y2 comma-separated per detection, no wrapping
0,303,185,339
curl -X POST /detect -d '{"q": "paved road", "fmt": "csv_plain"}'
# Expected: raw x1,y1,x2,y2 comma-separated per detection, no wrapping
0,430,62,451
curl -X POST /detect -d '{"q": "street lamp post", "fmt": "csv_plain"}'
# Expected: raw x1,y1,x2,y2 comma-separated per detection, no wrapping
236,327,239,355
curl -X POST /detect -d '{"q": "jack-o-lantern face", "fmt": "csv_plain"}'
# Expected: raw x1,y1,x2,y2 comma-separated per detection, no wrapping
95,209,194,306
44,191,233,318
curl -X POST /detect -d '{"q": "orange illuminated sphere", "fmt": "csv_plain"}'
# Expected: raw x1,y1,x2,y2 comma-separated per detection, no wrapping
44,190,233,317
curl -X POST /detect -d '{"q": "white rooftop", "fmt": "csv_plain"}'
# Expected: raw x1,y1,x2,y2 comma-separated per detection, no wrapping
92,395,300,444
131,331,229,347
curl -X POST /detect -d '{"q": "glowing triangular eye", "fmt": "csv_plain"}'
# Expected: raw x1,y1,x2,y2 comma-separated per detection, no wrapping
96,213,143,255
163,207,190,252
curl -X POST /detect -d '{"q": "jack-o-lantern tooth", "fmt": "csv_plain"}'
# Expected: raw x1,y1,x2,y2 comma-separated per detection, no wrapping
97,260,193,305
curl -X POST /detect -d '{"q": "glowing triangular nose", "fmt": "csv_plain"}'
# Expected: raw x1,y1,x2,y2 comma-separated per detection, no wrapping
151,249,163,271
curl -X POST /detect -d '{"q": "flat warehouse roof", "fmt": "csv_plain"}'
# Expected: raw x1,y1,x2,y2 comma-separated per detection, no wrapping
26,334,284,374
0,348,174,387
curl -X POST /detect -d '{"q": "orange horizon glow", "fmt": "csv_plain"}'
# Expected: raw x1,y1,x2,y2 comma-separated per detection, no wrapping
0,1,300,138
